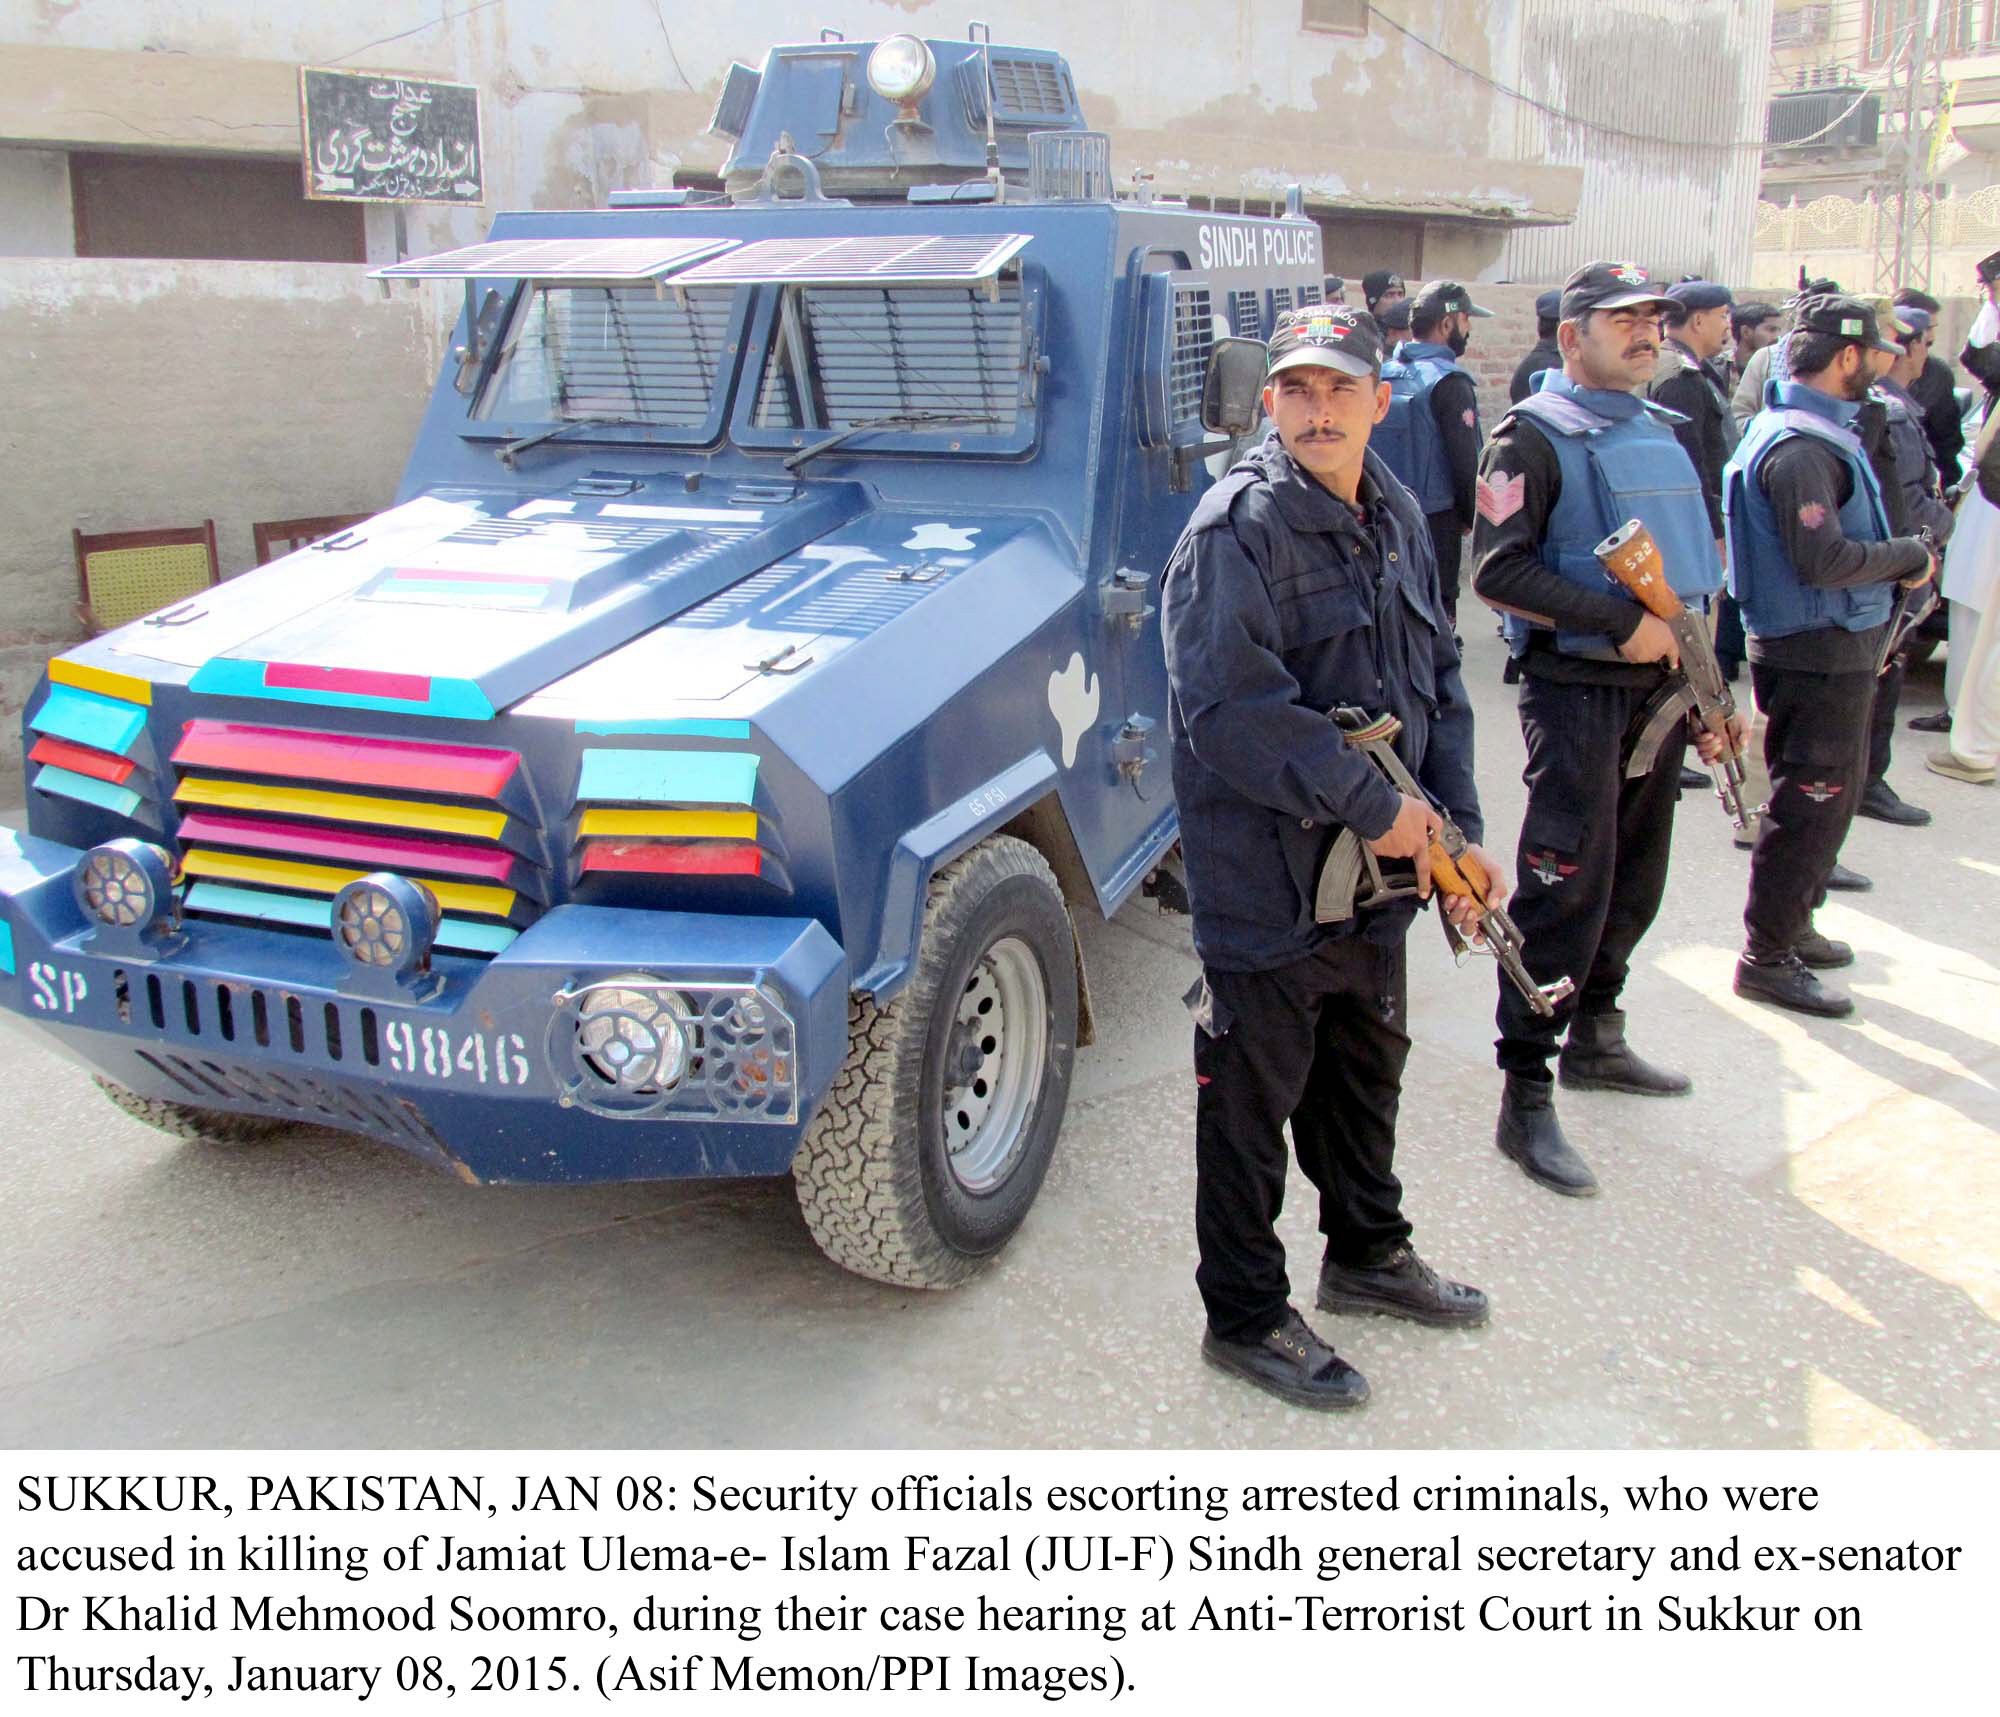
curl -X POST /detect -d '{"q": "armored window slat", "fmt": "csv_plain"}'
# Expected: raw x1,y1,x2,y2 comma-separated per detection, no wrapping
1270,285,1294,322
1229,288,1262,340
752,275,1025,432
481,286,734,427
1297,282,1323,306
1170,283,1214,426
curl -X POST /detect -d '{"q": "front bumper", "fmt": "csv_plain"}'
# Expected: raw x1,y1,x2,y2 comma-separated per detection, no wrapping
0,829,848,1184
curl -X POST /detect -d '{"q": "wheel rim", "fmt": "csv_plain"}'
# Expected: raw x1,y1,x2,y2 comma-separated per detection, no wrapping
940,935,1049,1194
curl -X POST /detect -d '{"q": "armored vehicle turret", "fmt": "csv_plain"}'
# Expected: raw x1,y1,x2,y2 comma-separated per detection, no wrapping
1,30,1324,1285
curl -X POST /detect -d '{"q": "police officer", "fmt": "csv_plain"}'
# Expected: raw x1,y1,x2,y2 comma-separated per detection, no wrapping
1724,296,1937,1020
1470,261,1741,1198
1509,289,1562,404
1363,269,1407,323
1732,278,1842,427
1890,289,1964,478
1377,280,1491,626
1854,304,1946,828
1162,305,1493,1411
1378,294,1412,349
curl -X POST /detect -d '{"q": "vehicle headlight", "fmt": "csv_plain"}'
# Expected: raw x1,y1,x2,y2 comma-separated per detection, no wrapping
75,840,176,933
576,978,693,1093
868,34,936,102
332,873,438,981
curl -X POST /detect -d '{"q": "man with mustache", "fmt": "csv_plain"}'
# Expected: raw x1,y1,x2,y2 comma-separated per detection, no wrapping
1162,305,1494,1410
1469,261,1740,1197
1724,296,1938,1018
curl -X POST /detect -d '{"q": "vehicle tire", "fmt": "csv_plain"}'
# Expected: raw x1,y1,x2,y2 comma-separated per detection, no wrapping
792,835,1078,1289
92,1076,288,1146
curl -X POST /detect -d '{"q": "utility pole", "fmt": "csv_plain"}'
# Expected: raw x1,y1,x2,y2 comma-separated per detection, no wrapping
1877,1,1941,293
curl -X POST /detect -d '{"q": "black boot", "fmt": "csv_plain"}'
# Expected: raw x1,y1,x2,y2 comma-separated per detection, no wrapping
1200,1307,1370,1411
1557,1008,1692,1096
1496,1074,1599,1197
1733,954,1855,1019
1824,862,1872,892
1317,1244,1490,1328
1794,927,1854,970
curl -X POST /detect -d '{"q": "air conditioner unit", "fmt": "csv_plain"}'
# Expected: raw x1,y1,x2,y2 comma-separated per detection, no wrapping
1766,88,1880,149
1772,4,1832,49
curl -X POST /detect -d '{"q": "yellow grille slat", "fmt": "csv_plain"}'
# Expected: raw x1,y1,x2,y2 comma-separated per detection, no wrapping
50,658,153,706
578,808,758,840
179,849,516,918
175,776,509,840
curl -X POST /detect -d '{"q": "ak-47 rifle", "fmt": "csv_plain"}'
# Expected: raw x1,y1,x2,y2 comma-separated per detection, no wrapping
1873,526,1940,677
1313,707,1575,1019
1594,520,1752,830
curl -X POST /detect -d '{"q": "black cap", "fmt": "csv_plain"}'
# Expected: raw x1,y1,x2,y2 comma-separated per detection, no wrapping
1560,260,1675,319
1978,249,2000,284
1361,268,1404,304
1534,288,1562,321
1793,293,1902,354
1409,278,1494,324
1379,297,1412,334
1665,279,1733,313
1265,304,1384,380
1892,305,1934,342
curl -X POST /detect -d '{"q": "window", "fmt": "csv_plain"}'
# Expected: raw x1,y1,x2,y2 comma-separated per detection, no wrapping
747,274,1027,434
69,152,363,262
1301,0,1369,34
477,285,738,433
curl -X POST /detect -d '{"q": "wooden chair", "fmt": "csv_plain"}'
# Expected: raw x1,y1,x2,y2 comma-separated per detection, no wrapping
74,521,220,633
253,513,371,565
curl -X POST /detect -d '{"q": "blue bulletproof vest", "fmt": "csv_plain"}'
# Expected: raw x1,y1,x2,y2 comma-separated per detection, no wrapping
1723,380,1894,641
1501,372,1720,661
1376,341,1466,514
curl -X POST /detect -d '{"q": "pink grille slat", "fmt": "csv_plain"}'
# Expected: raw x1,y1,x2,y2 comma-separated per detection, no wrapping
174,810,519,883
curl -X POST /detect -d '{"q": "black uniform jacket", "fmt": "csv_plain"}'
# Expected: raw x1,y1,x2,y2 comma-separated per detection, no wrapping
1162,432,1483,973
1510,338,1561,405
1649,340,1735,538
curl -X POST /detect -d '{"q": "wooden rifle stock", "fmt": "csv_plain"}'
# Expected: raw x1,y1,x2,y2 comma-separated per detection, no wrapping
1595,519,1685,618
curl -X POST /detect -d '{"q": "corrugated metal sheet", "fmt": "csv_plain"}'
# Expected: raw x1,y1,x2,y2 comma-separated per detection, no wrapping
1499,0,1774,284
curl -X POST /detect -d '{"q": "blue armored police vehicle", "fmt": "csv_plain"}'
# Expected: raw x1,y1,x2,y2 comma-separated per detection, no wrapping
0,29,1322,1285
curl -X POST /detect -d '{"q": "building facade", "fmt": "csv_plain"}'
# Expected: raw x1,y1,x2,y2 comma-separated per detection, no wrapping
0,1,1763,777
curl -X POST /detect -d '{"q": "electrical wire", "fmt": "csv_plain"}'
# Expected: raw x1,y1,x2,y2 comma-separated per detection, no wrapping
1369,4,1914,153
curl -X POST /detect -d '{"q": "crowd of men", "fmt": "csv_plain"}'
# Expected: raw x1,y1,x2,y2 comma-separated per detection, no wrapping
1162,256,1997,1412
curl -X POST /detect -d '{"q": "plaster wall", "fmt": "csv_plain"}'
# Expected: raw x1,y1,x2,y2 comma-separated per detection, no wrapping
0,145,72,256
0,258,447,774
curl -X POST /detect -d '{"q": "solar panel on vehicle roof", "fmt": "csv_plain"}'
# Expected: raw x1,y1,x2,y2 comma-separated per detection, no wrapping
370,236,737,281
673,233,1031,286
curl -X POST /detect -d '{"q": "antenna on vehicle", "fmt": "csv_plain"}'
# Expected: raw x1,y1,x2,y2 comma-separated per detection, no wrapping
970,20,1003,203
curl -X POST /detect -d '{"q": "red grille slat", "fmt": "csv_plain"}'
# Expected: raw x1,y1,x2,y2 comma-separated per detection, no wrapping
581,840,763,878
29,734,139,785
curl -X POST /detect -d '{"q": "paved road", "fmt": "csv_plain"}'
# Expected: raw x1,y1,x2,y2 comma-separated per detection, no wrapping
2,627,1994,1449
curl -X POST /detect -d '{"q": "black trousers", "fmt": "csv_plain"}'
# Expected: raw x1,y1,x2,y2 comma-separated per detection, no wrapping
1744,662,1873,960
1866,658,1901,789
1496,675,1686,1079
1715,591,1748,671
1425,512,1462,627
1191,936,1413,1343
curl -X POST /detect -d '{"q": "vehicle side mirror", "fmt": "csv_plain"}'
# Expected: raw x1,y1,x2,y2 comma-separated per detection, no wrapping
1202,339,1267,437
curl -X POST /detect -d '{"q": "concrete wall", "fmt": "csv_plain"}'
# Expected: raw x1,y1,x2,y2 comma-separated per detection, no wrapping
0,259,448,776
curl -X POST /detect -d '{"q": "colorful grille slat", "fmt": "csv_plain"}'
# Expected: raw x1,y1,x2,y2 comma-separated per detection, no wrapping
33,765,144,818
49,658,153,707
31,686,148,756
29,734,138,786
178,849,516,919
182,882,517,955
174,721,518,798
188,658,493,720
581,841,764,878
174,777,508,841
576,748,757,806
175,810,525,887
170,720,535,955
577,808,757,840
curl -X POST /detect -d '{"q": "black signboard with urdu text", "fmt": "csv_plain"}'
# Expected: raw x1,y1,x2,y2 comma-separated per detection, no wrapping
300,66,483,206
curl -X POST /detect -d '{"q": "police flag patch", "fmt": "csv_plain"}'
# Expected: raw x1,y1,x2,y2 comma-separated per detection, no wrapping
1798,501,1828,530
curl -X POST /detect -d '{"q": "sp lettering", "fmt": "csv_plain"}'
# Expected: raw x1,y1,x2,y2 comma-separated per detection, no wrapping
29,961,88,1015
